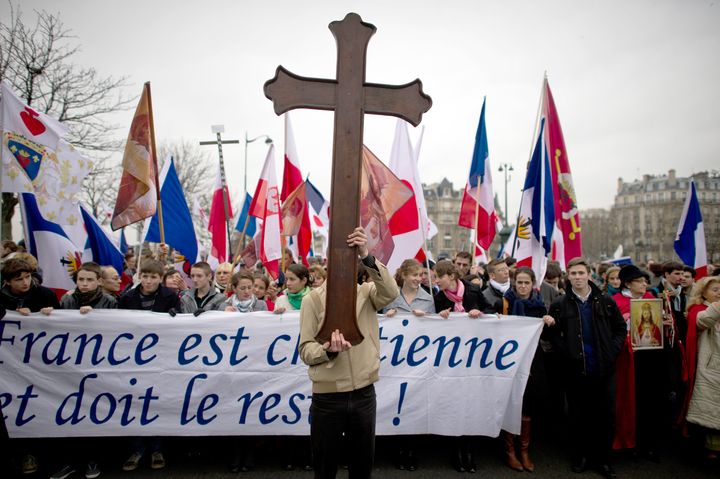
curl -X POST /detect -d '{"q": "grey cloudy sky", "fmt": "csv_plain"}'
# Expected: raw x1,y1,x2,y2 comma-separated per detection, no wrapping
5,0,720,222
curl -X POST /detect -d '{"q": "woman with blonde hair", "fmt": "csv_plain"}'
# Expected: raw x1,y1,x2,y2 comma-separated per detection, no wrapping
383,258,435,471
685,276,720,460
603,266,622,296
214,262,233,295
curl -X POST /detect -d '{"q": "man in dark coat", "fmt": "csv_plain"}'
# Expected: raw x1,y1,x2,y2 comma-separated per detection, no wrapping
547,257,626,479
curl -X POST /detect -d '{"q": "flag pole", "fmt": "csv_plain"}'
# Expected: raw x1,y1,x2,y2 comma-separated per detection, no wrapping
473,181,481,262
418,206,433,290
511,74,545,258
144,82,165,245
232,215,251,270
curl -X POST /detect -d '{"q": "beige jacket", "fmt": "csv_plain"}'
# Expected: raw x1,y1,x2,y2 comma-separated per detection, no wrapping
298,258,398,393
687,301,720,430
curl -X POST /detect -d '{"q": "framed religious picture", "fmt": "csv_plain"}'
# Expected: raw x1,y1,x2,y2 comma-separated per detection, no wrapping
630,299,664,350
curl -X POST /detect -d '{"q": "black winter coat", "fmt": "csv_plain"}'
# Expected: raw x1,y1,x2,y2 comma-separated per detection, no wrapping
118,285,180,312
0,284,60,312
434,279,494,314
547,282,626,377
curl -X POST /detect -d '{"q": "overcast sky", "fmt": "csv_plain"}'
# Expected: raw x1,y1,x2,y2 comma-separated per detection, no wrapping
5,0,720,222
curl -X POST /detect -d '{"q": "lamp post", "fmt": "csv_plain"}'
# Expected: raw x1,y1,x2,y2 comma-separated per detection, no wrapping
497,163,514,248
244,133,273,197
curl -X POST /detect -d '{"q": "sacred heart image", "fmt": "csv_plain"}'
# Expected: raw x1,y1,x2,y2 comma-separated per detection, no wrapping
20,106,47,136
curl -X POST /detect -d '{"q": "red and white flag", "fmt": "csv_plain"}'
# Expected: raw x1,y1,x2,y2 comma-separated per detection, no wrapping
387,119,428,273
281,114,311,265
193,196,209,229
207,162,233,268
249,145,282,279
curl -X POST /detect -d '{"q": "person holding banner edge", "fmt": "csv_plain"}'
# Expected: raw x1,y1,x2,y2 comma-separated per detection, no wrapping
299,226,398,479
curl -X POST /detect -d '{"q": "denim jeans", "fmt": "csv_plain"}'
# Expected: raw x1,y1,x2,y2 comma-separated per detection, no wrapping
310,384,376,479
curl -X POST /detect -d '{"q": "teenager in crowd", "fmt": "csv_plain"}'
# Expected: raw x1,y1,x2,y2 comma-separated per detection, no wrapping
603,266,622,296
453,251,473,277
51,262,117,479
500,267,555,472
0,257,58,315
60,262,118,311
383,258,435,471
179,262,226,314
273,264,311,314
119,260,180,471
299,227,398,478
685,276,720,461
0,257,58,474
224,271,268,312
483,259,511,313
253,273,273,311
433,260,493,472
547,258,626,479
162,269,188,294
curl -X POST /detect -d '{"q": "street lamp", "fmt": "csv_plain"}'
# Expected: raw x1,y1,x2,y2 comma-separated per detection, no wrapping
498,163,514,223
244,133,273,197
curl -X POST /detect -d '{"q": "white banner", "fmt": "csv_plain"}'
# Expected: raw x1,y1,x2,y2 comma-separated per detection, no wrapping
0,310,542,438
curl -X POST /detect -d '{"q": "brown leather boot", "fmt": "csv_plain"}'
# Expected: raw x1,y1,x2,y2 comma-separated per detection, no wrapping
519,418,534,472
502,430,524,471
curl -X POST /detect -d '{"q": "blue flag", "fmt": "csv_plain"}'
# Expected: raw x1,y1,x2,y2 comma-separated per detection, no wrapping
144,157,198,263
80,205,125,275
234,192,257,238
119,228,129,255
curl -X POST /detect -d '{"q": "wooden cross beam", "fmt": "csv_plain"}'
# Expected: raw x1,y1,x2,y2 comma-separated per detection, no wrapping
264,12,432,345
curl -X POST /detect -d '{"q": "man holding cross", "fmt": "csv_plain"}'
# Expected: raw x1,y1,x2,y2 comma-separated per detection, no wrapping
265,13,429,478
299,226,397,478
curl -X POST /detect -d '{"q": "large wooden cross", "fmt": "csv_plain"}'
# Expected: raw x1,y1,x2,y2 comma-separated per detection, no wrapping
264,12,432,345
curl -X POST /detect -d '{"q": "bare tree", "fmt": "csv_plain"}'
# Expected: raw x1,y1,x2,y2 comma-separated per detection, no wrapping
0,3,134,239
157,139,213,244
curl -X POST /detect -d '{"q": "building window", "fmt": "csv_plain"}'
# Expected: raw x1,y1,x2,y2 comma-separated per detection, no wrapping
443,236,452,249
671,191,676,200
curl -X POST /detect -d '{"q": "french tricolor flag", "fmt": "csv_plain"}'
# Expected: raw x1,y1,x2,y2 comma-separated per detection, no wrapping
674,180,707,279
457,98,498,254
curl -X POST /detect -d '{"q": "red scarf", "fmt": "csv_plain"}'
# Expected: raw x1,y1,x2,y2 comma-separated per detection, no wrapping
443,280,465,312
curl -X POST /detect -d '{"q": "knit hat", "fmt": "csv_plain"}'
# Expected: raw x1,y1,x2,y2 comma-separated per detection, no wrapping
619,264,649,287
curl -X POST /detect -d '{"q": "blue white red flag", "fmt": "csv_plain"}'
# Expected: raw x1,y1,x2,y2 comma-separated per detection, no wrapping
512,120,555,286
458,99,498,252
674,180,707,279
235,192,257,239
19,193,82,297
306,179,329,254
80,204,125,275
143,156,198,264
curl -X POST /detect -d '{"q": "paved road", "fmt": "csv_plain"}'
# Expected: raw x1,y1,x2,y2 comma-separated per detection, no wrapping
6,432,718,478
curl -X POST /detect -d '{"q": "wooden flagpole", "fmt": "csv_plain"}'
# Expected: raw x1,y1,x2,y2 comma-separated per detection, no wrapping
144,81,165,245
232,214,251,270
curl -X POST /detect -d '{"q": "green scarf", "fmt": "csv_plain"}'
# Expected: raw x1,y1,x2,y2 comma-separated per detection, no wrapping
286,286,310,310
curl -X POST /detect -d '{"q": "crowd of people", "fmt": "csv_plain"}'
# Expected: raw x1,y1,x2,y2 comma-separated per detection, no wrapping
1,237,719,479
